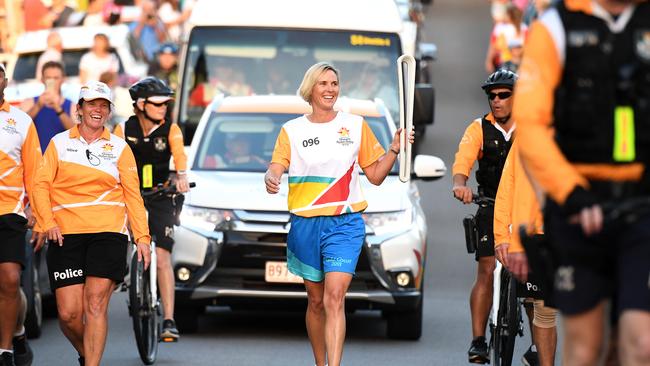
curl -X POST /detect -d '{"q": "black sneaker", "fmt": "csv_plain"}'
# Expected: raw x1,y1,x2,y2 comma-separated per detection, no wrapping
0,352,15,366
468,336,489,364
12,335,32,366
161,319,179,342
522,345,539,366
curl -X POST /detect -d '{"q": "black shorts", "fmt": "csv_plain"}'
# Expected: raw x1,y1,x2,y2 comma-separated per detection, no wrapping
474,205,495,260
0,214,27,267
145,195,175,252
545,201,650,316
46,232,128,290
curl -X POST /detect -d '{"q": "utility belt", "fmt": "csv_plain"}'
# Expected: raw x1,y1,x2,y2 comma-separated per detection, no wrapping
462,203,494,254
588,179,648,201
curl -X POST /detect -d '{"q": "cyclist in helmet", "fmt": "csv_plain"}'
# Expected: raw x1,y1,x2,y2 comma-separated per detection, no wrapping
113,77,189,342
452,69,518,364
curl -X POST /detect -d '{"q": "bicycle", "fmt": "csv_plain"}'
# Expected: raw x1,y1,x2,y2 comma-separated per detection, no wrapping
127,182,195,365
463,194,523,366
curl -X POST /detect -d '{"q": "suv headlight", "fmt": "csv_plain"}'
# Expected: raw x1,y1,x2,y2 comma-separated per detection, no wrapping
180,205,235,232
363,209,413,236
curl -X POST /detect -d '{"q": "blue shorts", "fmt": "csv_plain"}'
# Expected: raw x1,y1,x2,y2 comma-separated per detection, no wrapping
287,213,366,282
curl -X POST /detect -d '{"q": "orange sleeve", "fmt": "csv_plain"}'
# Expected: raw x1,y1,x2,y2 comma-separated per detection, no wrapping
168,123,187,172
117,146,151,245
513,21,588,204
32,143,59,231
113,123,124,139
358,119,385,168
21,123,42,204
271,127,291,169
494,143,515,247
452,120,482,177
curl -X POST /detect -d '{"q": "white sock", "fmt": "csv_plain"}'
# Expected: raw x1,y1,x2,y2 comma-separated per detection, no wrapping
530,344,537,352
0,348,13,354
14,326,25,337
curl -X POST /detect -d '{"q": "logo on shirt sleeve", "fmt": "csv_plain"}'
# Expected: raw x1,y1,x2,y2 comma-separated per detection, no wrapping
336,127,354,146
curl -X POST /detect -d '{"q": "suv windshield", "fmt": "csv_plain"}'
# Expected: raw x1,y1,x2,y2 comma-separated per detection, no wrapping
181,28,401,140
13,49,124,81
194,112,397,174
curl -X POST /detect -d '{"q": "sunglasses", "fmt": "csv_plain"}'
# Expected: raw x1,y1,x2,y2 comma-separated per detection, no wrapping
147,100,170,107
488,91,512,101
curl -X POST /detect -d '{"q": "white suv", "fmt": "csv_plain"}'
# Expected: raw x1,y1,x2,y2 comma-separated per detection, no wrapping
172,95,446,340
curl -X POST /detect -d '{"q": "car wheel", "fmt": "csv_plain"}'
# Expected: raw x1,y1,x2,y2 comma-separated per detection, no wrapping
23,250,43,339
175,303,202,334
385,296,423,340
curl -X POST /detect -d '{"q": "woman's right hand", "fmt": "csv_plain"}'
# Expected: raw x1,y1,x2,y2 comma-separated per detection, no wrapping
265,172,281,194
136,242,152,270
47,226,64,246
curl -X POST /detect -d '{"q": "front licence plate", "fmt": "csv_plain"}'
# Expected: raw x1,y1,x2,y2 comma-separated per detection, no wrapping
265,261,303,284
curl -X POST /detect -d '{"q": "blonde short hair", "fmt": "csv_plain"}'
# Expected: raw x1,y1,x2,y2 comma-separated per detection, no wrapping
298,62,339,103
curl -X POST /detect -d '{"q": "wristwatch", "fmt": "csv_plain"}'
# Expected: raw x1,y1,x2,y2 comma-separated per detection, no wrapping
55,108,64,116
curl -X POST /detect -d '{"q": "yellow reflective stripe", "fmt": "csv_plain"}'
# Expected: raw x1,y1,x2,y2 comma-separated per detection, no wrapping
613,106,635,162
142,164,153,188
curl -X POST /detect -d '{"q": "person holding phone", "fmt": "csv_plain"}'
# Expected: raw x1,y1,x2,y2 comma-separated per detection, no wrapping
21,61,75,154
129,0,167,61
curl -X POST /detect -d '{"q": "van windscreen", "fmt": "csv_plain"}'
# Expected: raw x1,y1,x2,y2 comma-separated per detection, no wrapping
180,28,401,140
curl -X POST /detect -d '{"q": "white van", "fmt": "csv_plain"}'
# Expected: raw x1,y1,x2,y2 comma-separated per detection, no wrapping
175,0,436,144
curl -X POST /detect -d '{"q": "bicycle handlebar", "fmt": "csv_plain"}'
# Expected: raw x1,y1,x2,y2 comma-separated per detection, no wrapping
141,182,196,199
471,194,495,206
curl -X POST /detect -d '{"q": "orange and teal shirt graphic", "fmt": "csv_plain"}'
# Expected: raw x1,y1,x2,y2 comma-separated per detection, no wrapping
271,112,385,217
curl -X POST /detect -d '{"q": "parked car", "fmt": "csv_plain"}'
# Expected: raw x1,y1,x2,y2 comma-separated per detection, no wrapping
171,95,446,340
4,24,148,106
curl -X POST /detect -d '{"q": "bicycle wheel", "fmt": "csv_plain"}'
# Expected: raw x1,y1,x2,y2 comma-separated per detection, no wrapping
492,270,519,366
129,253,160,365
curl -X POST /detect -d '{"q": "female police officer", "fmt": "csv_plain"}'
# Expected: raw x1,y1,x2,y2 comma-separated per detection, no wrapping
32,81,150,366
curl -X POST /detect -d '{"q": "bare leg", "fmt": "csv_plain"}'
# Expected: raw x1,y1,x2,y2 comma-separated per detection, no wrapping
304,280,326,366
562,300,606,366
618,310,650,366
83,277,115,366
55,284,85,356
0,263,21,350
323,272,352,366
533,326,557,366
15,289,26,333
156,248,175,320
470,256,495,338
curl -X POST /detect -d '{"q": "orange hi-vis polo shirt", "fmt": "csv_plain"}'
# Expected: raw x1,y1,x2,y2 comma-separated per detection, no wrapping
32,125,151,244
452,112,515,178
0,101,42,217
513,0,647,205
494,139,544,253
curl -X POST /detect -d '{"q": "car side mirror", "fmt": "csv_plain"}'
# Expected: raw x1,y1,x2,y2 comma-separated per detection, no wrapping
418,43,437,61
412,154,446,181
414,84,435,126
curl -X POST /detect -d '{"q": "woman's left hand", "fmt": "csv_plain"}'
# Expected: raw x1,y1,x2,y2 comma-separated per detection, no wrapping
136,242,152,270
389,128,416,154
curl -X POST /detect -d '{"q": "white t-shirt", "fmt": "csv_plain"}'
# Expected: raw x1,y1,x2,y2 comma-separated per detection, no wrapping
271,112,385,217
79,52,119,83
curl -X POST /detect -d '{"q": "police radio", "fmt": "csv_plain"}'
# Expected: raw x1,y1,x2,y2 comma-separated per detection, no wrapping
397,54,415,183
